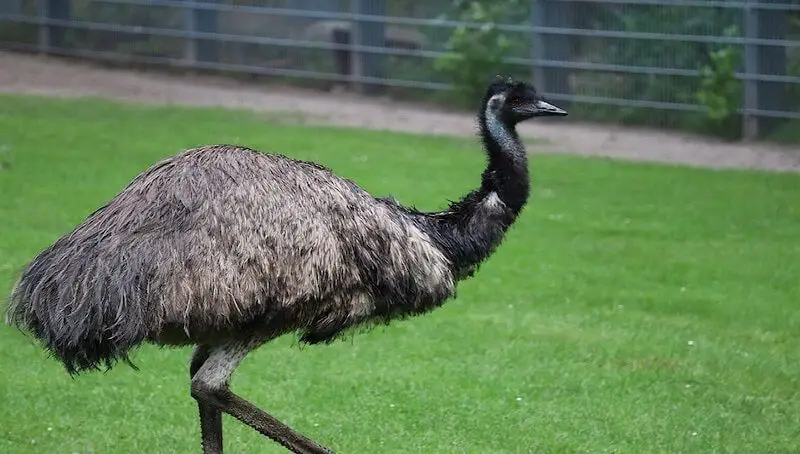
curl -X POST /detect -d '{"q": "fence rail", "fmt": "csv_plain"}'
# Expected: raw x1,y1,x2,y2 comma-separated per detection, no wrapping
1,0,798,140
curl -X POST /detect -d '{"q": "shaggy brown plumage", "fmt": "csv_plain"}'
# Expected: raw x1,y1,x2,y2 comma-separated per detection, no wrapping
7,146,455,373
5,76,567,454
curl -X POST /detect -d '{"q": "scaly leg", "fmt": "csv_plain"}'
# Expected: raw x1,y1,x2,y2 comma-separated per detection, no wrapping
190,345,224,454
190,342,333,454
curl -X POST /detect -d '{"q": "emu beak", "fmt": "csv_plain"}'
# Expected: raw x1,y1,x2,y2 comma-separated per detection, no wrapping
534,100,568,117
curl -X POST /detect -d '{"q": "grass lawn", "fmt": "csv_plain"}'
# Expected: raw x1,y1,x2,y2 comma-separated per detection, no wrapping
1,94,799,454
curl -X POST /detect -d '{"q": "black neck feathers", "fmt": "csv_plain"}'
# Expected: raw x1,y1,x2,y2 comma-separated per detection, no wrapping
407,106,531,279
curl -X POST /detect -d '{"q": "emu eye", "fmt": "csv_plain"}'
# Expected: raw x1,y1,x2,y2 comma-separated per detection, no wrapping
506,94,523,106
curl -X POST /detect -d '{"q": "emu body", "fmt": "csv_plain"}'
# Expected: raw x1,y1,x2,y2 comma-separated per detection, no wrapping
5,76,567,453
8,146,455,371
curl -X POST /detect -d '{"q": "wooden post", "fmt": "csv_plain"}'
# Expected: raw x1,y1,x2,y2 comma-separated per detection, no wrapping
348,0,363,90
351,0,386,95
755,0,788,137
37,0,70,54
743,0,759,139
184,0,197,64
530,0,545,90
184,0,218,66
531,0,572,108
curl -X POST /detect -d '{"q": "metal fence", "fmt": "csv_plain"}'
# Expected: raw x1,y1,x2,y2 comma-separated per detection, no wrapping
1,0,799,139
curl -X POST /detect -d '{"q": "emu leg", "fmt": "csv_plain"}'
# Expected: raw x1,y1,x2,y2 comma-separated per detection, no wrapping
191,342,333,454
190,345,223,454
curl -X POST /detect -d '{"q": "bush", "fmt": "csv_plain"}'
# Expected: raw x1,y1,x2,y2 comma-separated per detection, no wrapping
569,3,745,138
434,0,530,108
695,26,742,140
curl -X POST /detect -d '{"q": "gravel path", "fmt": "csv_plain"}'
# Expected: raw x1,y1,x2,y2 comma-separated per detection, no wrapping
1,51,798,172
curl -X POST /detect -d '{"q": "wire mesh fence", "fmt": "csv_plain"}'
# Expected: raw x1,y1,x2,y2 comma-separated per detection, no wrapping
1,0,798,140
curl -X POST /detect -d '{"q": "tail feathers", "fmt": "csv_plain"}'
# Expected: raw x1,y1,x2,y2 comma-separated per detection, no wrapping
5,246,150,376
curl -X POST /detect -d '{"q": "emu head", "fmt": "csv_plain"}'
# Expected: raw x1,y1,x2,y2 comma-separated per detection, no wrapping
483,76,568,126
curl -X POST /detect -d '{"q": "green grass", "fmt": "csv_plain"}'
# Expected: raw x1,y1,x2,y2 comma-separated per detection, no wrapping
1,94,799,454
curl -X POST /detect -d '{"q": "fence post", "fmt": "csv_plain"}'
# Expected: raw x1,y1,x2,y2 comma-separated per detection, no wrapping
37,0,70,54
351,0,386,95
743,0,759,139
744,0,789,139
184,0,197,64
756,0,788,137
184,0,218,67
530,0,545,91
531,0,572,108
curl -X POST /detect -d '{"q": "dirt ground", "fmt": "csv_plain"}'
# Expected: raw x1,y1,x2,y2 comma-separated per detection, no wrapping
1,50,798,172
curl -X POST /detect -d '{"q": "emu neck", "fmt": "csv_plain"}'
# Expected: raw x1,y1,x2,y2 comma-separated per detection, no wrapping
479,112,530,214
416,110,531,279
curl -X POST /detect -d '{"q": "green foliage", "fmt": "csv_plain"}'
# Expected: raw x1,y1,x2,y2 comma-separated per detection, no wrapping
0,0,37,45
573,4,745,139
695,26,742,139
434,0,527,107
697,47,739,123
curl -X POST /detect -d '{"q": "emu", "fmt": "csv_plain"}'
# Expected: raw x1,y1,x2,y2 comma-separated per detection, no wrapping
5,76,567,453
